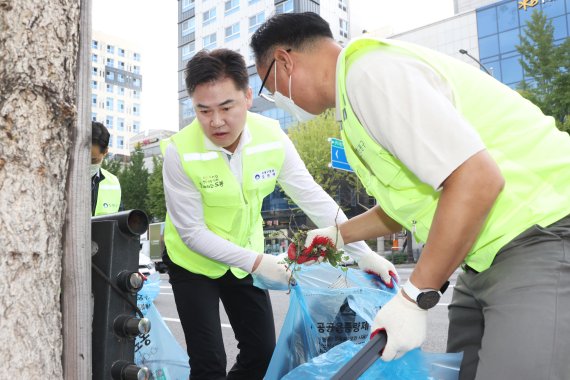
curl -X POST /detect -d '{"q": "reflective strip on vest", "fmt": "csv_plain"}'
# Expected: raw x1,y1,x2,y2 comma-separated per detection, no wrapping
336,37,570,272
164,112,286,279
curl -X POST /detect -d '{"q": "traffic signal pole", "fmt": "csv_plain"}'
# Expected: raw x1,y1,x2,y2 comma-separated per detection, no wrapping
91,210,151,380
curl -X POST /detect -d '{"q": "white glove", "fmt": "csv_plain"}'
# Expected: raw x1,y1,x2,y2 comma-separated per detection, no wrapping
251,254,292,289
357,251,399,288
304,226,344,249
372,290,427,361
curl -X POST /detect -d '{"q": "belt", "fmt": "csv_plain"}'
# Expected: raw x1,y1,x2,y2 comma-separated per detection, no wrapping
462,263,479,274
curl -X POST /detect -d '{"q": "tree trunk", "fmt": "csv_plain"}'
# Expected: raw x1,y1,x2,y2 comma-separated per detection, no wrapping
0,1,81,378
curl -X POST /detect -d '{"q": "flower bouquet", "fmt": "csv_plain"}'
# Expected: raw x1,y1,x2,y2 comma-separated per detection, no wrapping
281,230,351,289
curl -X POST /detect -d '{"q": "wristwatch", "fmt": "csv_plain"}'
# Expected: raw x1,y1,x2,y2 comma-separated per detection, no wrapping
402,279,450,310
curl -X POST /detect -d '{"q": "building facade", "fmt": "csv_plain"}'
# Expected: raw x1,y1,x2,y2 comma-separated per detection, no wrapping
390,0,569,89
91,31,143,157
177,0,350,130
130,129,176,172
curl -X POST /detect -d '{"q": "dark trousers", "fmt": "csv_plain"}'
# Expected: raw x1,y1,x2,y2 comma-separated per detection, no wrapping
164,254,276,380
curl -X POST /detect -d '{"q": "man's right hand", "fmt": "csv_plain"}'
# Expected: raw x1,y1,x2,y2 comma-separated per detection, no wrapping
251,254,292,288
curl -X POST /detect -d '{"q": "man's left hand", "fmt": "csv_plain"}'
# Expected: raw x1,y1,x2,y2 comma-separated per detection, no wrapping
358,251,399,288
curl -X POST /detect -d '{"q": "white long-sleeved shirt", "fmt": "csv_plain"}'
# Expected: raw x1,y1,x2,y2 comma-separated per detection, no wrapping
163,125,373,273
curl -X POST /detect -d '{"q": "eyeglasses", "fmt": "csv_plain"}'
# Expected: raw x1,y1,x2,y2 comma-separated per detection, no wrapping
258,48,291,102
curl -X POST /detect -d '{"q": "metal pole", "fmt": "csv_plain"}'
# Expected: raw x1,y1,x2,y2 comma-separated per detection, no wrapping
459,49,492,76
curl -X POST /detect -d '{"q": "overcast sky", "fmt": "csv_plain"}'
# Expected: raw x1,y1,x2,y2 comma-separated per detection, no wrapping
92,0,454,133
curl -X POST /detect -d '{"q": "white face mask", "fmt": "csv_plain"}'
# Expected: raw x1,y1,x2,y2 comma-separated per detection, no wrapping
90,163,101,177
273,63,318,123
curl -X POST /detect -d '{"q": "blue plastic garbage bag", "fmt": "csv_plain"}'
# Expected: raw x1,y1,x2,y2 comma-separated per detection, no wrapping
135,273,190,380
282,340,462,380
255,263,399,380
256,263,461,379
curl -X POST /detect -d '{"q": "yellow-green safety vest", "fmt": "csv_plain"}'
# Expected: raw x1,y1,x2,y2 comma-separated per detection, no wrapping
336,37,570,272
162,112,286,279
94,168,121,216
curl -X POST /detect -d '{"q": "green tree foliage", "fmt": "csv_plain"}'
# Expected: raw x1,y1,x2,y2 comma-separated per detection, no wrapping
517,11,570,130
146,156,166,222
120,146,149,213
101,156,122,178
287,110,369,215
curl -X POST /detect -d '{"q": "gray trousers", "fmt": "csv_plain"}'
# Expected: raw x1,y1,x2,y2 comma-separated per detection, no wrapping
447,215,570,380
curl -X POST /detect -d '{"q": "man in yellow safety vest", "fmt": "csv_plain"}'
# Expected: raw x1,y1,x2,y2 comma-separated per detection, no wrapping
91,121,121,216
251,12,570,380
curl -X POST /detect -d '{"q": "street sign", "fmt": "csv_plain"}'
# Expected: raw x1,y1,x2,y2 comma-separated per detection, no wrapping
329,137,353,172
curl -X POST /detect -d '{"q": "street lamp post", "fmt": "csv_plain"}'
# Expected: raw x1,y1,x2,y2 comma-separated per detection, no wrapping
459,49,492,76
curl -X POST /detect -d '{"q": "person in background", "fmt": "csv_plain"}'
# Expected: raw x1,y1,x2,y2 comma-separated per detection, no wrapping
91,121,121,216
161,48,398,380
250,12,570,380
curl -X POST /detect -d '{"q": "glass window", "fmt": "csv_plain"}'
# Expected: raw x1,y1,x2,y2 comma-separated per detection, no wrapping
106,83,113,93
551,15,568,41
182,18,196,36
106,58,114,67
203,7,216,26
133,52,141,61
499,29,520,54
133,89,140,99
275,0,293,14
481,57,502,81
501,55,523,84
105,116,113,129
91,80,97,90
118,100,125,113
117,118,125,131
106,70,115,80
92,67,98,77
225,22,240,42
117,137,124,149
133,65,140,74
106,44,114,54
118,61,125,70
182,98,195,120
133,104,140,116
249,74,261,98
182,42,196,60
92,40,98,49
182,0,195,11
542,0,566,18
118,73,125,83
338,0,347,11
118,48,125,57
92,112,97,121
132,121,140,134
203,33,217,50
477,7,498,37
91,53,98,63
497,3,519,32
106,98,114,111
91,94,97,106
225,0,239,15
133,78,141,88
119,87,125,96
339,19,349,38
478,34,500,59
248,0,260,4
249,11,265,33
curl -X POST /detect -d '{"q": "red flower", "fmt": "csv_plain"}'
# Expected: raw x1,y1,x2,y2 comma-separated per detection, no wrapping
287,243,298,260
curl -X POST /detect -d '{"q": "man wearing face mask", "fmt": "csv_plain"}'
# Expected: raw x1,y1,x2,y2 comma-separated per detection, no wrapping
91,121,122,216
251,12,570,380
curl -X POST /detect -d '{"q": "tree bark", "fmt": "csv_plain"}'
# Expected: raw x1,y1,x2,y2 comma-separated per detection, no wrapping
0,0,80,377
62,0,91,378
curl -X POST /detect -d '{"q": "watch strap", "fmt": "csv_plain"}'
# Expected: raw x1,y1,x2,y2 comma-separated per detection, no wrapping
402,279,450,301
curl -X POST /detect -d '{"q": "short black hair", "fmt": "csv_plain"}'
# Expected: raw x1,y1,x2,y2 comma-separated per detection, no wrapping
184,49,249,96
250,12,333,66
92,121,110,153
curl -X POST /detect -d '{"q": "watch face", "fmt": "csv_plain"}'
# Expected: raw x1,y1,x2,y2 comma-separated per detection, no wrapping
417,291,440,310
